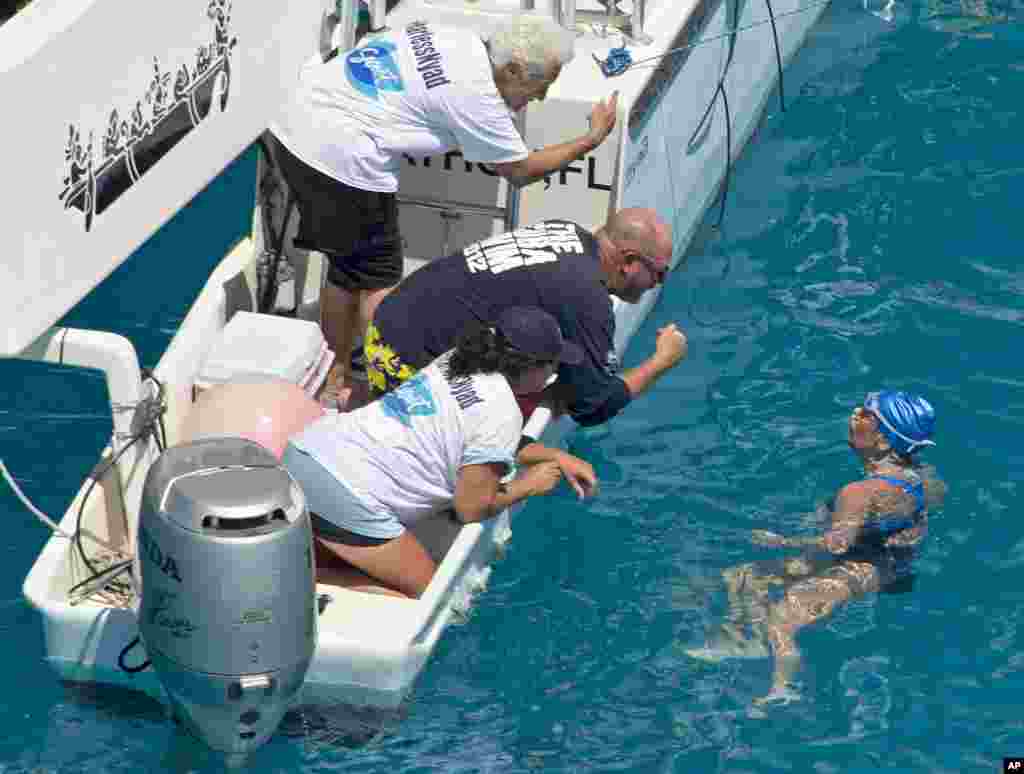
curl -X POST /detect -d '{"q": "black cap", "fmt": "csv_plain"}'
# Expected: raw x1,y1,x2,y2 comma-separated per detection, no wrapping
496,307,584,365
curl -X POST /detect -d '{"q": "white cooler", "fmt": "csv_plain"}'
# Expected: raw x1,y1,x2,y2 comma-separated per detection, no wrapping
195,311,334,396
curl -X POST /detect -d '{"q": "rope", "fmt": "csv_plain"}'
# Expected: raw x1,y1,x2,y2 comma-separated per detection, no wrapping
625,0,832,72
3,371,168,606
593,0,817,223
0,458,123,553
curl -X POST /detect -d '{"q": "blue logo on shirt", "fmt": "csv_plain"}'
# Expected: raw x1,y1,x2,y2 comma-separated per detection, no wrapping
381,373,436,427
345,40,404,100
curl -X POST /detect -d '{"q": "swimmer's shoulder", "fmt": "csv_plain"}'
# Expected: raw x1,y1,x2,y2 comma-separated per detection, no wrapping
834,476,918,519
831,481,878,522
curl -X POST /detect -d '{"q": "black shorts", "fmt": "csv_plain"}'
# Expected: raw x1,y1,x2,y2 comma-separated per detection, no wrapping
270,136,403,291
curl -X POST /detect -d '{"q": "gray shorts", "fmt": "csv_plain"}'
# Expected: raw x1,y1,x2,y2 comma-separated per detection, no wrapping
281,442,404,543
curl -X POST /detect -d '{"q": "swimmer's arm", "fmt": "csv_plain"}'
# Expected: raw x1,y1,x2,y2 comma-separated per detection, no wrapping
748,490,868,550
749,530,825,550
756,519,920,553
752,481,921,552
823,483,876,554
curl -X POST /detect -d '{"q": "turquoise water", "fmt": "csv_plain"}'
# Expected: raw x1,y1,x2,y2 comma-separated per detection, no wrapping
2,0,1023,770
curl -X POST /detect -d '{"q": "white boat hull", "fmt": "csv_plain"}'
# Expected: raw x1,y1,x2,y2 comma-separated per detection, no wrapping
16,0,830,721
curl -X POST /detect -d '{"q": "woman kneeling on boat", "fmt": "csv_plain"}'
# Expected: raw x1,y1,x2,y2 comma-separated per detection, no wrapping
690,390,946,704
282,307,588,598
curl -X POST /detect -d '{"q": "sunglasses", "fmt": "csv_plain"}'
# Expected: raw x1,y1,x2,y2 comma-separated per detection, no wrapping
632,253,668,285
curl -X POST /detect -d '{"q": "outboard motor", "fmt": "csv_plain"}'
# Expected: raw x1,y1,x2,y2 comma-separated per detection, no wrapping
137,437,316,756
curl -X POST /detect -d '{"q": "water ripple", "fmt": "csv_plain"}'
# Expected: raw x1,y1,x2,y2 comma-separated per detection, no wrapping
905,280,1024,323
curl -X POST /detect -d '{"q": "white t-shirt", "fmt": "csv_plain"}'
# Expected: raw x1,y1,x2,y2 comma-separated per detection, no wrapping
289,354,522,528
271,21,529,192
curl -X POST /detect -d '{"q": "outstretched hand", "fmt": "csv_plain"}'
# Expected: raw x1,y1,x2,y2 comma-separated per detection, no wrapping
554,451,599,500
521,460,564,498
654,323,688,367
586,91,619,148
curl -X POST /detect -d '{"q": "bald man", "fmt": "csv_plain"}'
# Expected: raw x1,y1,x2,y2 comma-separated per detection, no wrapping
364,209,688,427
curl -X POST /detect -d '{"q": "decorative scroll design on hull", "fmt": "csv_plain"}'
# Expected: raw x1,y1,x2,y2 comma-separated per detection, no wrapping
59,0,237,231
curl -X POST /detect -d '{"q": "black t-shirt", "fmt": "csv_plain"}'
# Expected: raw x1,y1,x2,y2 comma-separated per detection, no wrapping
374,219,632,426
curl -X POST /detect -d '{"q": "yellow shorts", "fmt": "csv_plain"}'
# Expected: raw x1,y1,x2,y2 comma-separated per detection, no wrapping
364,322,419,395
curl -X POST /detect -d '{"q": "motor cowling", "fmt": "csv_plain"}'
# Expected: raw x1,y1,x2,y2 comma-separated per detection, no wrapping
137,437,316,756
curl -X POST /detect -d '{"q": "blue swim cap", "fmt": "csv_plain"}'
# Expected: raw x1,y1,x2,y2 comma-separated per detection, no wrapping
863,391,936,456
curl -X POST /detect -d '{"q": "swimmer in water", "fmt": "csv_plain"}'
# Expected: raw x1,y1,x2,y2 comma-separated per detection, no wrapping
688,390,946,705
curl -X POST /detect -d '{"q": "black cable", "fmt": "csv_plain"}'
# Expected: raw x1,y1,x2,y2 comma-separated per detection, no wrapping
256,136,297,314
74,433,145,578
260,190,296,314
687,80,724,154
618,0,832,74
118,636,151,674
58,328,68,365
716,84,732,229
141,369,168,452
72,369,169,577
66,369,171,674
687,0,740,229
67,558,133,598
764,0,787,112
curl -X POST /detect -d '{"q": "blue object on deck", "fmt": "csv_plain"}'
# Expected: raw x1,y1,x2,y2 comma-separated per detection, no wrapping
594,47,633,77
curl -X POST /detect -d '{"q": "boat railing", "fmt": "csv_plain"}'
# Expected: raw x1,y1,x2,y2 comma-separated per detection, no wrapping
368,0,387,31
328,0,386,53
557,0,653,44
331,0,652,46
326,0,358,57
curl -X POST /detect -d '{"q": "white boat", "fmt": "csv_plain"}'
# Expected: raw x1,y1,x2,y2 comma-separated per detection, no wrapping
3,0,830,755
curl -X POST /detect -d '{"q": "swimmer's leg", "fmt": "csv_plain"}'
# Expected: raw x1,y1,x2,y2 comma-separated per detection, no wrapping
759,563,876,703
687,562,782,661
720,563,774,649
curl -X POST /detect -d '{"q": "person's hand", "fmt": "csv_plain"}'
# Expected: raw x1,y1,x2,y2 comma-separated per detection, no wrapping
823,527,854,554
521,461,563,497
654,324,688,368
586,91,619,149
554,451,599,500
750,529,786,547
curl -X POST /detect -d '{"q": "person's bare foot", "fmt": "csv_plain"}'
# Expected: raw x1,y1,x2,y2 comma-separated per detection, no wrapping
752,684,802,707
316,360,354,409
318,384,353,411
321,360,345,389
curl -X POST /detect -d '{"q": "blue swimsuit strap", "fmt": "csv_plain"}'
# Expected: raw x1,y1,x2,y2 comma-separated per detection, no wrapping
868,474,925,515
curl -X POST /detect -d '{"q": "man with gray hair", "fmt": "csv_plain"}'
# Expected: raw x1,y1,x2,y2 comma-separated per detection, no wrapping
270,15,619,407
